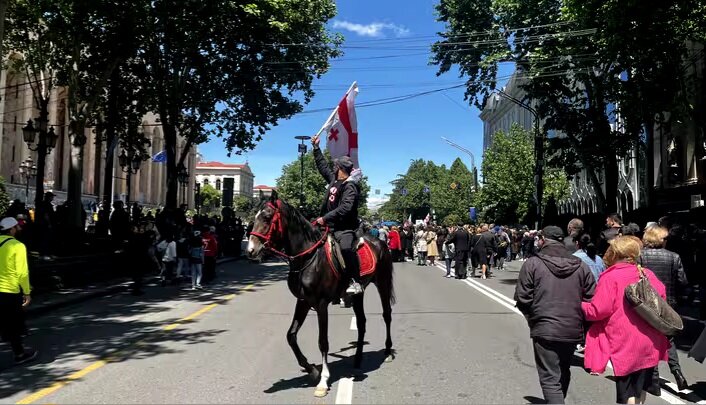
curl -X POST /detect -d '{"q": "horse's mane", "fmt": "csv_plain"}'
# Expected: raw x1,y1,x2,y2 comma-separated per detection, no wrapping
277,200,322,242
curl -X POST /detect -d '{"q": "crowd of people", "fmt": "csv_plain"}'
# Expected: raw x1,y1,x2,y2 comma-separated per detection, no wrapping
367,213,706,404
368,222,540,280
514,214,706,404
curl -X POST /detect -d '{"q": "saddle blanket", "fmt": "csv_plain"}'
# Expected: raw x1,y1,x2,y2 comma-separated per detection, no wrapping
324,239,377,277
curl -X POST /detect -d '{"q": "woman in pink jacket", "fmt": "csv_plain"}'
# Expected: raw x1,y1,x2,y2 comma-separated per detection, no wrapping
581,236,669,404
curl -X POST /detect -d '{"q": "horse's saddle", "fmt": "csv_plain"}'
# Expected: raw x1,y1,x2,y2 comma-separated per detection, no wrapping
324,235,377,278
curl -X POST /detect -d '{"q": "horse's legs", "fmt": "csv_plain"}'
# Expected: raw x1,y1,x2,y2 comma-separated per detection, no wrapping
287,299,317,379
377,285,394,362
351,293,367,368
313,301,330,397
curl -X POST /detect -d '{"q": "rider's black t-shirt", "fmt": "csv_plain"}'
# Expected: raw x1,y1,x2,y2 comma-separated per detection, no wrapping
325,180,345,213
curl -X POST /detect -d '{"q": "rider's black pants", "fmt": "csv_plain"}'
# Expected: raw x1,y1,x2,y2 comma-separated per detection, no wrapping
334,230,360,282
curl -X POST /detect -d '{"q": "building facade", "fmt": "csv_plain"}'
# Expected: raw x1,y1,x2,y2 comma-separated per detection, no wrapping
0,67,197,210
195,162,254,199
479,70,643,218
253,185,275,200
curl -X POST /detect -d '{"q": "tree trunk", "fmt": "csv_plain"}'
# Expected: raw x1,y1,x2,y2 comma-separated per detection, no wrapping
163,120,178,209
604,153,619,214
644,120,655,209
67,122,86,238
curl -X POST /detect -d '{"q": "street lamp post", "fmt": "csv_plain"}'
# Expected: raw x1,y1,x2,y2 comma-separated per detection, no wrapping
18,157,37,200
441,137,479,192
294,135,311,209
177,164,189,206
495,90,543,229
21,119,58,210
118,149,142,213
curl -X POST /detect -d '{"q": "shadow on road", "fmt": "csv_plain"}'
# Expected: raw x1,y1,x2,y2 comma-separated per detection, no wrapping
263,348,389,394
0,259,288,401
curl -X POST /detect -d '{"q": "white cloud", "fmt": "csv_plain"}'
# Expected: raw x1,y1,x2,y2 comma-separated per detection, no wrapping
367,196,390,211
332,20,410,38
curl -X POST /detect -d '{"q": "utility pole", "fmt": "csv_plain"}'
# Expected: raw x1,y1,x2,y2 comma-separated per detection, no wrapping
441,137,479,192
294,135,311,209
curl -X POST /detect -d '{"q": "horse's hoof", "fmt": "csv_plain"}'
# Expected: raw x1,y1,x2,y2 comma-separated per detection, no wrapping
314,387,328,397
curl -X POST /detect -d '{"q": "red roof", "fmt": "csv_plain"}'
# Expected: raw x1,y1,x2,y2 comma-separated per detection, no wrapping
196,161,247,169
254,185,276,190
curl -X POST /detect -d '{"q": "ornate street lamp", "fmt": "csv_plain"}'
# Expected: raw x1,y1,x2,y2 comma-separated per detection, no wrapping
18,157,37,200
177,163,189,205
118,149,142,212
21,117,59,218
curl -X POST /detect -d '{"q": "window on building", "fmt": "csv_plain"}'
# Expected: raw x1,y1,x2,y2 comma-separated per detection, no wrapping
204,178,209,186
216,179,221,190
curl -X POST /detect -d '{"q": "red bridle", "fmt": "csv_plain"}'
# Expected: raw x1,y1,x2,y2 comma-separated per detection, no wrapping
250,200,329,261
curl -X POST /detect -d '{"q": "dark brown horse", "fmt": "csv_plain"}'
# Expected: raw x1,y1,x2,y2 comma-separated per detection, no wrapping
246,192,395,397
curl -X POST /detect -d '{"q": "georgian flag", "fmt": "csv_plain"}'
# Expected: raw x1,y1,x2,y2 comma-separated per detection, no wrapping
319,82,359,168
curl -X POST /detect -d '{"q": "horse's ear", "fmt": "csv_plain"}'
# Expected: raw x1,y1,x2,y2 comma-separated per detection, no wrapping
270,189,278,202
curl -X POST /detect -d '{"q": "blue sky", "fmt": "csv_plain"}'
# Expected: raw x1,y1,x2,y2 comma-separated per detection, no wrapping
199,0,512,208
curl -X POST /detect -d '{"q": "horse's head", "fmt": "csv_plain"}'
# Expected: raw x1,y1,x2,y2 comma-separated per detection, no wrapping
247,191,283,259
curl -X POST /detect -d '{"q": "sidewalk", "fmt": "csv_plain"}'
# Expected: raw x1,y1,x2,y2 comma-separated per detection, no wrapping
26,256,240,318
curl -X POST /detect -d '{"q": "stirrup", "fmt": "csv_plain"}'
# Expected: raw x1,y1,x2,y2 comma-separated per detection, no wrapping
346,281,363,295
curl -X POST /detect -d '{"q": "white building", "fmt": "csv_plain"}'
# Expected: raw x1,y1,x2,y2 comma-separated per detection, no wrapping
195,161,254,198
253,184,275,200
479,70,642,217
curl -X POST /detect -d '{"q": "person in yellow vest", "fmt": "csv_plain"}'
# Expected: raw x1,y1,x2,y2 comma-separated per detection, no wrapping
0,217,38,364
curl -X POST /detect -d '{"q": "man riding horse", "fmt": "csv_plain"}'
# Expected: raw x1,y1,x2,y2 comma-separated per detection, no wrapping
312,134,363,296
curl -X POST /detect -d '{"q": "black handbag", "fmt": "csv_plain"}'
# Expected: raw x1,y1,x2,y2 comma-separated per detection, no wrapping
624,265,683,336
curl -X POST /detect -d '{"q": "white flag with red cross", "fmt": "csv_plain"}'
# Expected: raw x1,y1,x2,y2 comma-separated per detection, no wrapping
318,82,359,168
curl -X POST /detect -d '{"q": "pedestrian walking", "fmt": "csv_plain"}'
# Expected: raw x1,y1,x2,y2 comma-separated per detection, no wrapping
388,226,402,262
202,226,218,283
447,225,470,279
176,230,191,281
403,225,415,261
639,225,689,390
425,226,438,266
161,234,177,286
515,226,596,404
598,213,623,256
474,224,497,279
582,236,669,404
573,233,605,281
442,237,455,278
0,217,38,364
564,218,584,254
496,227,510,270
190,231,204,290
415,225,428,265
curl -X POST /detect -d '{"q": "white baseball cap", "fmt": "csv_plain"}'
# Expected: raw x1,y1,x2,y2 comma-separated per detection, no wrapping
0,217,19,231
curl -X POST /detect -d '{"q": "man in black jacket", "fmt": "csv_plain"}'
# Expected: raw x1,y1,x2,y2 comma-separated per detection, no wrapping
598,213,622,255
446,225,470,279
312,135,363,295
514,226,596,405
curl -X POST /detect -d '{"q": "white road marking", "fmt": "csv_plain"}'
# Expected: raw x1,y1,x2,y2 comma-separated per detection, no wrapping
431,262,696,404
350,316,357,331
334,377,354,404
434,264,521,315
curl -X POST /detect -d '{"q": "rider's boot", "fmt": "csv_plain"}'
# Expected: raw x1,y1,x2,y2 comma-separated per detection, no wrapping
343,250,363,295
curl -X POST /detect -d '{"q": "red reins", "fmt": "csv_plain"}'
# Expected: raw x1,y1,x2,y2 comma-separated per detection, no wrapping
250,200,329,261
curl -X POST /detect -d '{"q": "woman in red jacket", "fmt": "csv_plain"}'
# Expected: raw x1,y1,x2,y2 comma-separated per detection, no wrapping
388,226,402,262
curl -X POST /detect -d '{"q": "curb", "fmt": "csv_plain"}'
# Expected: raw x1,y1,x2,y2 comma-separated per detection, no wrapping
26,257,242,318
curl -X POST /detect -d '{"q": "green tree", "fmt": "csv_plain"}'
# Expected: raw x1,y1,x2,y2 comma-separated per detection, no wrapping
143,0,342,209
379,158,476,223
479,124,570,224
433,0,706,213
200,184,221,213
443,213,461,227
275,150,370,220
234,196,253,213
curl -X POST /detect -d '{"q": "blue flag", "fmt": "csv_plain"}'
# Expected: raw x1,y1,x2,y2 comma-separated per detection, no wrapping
152,150,166,163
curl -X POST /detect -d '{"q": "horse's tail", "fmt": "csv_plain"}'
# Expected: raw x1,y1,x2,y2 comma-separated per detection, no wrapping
375,241,396,306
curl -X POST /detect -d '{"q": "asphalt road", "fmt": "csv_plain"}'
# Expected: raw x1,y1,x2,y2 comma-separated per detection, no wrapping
2,257,706,404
